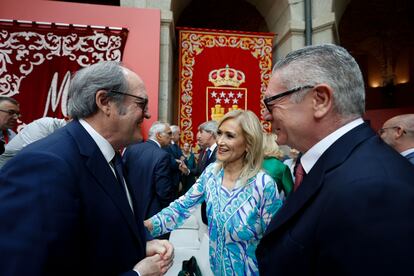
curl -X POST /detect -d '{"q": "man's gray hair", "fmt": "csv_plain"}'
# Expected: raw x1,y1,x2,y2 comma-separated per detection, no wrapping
67,61,129,119
171,125,179,134
199,120,218,138
273,44,365,117
148,121,169,139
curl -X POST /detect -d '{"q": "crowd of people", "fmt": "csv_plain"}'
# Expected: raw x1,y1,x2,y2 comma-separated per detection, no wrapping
0,43,414,276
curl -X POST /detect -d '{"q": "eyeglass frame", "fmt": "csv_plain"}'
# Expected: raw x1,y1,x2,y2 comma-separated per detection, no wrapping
263,85,315,113
163,131,173,137
0,109,21,118
378,126,406,135
108,90,148,112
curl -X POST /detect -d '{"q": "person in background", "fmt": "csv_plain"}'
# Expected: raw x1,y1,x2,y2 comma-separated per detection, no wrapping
181,120,218,178
179,120,218,225
282,147,300,180
0,96,20,154
0,61,173,276
164,125,184,197
123,121,176,226
257,44,414,275
0,117,67,168
262,132,294,199
379,113,414,164
180,142,196,195
145,110,282,275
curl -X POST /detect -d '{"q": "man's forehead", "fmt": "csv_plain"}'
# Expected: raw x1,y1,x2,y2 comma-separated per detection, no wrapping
0,101,19,109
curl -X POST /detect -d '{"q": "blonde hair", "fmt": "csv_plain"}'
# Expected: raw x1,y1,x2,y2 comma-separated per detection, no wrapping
215,110,264,186
263,132,281,158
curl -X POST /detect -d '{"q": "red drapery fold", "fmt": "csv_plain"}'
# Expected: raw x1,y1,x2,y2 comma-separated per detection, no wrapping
177,27,274,148
0,20,129,131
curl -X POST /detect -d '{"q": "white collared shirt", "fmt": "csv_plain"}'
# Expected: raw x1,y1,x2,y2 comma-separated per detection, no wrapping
149,138,161,148
301,118,364,174
79,119,134,211
206,143,217,159
401,148,414,157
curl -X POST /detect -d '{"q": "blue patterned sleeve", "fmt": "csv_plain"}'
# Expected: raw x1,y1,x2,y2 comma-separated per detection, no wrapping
260,173,283,231
148,172,207,237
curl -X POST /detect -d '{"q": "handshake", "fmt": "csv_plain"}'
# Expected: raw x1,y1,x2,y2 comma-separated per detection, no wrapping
177,158,190,175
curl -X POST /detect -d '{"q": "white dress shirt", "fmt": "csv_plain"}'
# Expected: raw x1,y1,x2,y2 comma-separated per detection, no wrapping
301,118,364,174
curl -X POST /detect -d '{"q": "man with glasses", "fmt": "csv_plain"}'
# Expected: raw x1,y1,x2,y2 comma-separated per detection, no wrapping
0,61,174,276
0,96,20,154
379,113,414,164
123,121,176,238
256,44,414,275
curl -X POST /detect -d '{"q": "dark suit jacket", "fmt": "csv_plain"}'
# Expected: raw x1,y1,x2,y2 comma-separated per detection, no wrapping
256,123,414,276
190,146,217,177
0,120,145,276
164,143,183,194
405,151,414,165
123,140,175,219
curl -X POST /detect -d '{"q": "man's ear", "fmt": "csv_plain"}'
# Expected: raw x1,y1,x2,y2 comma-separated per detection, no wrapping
96,90,111,115
312,84,333,119
155,132,162,141
395,126,405,139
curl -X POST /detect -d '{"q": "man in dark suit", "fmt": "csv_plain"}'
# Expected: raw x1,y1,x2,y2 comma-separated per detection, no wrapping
181,120,218,178
257,44,414,275
124,121,176,222
0,96,20,154
180,120,218,225
0,61,173,276
164,125,184,197
379,113,414,165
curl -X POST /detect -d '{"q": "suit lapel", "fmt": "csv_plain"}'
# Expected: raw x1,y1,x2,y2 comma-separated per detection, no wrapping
265,123,376,235
405,151,414,164
66,121,143,243
207,147,217,164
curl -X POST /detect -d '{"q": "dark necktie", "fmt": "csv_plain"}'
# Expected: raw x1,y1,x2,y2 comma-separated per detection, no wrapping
201,148,211,169
112,153,133,210
294,161,305,192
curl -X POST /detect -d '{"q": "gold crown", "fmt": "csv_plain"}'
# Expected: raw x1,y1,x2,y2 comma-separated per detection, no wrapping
208,65,245,87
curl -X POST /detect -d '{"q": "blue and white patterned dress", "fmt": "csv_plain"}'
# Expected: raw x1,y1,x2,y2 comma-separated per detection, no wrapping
149,163,282,275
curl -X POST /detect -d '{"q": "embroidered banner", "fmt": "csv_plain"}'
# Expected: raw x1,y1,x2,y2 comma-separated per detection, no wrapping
0,20,128,131
177,27,274,147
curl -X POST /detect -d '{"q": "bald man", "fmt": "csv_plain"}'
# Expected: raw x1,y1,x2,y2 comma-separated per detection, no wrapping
379,114,414,164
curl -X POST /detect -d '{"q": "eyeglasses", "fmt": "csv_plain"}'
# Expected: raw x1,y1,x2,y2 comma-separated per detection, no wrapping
0,109,21,118
378,126,402,135
264,85,314,112
164,131,173,136
109,90,148,111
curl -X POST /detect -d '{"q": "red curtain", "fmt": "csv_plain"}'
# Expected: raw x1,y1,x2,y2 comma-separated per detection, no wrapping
0,20,128,131
177,27,273,148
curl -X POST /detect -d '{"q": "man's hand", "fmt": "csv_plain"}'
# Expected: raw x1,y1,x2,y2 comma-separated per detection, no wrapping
178,162,189,175
133,240,174,275
146,239,174,261
132,253,172,276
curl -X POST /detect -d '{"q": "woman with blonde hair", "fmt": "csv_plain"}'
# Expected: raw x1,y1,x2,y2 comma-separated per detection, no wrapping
262,132,294,198
145,110,282,275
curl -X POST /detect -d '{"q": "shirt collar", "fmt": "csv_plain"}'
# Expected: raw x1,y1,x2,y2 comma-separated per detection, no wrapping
206,143,217,156
79,119,115,163
301,118,364,174
401,148,414,157
149,138,161,148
